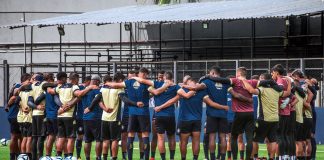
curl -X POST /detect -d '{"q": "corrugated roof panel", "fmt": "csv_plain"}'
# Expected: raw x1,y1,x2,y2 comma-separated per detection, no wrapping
2,0,324,28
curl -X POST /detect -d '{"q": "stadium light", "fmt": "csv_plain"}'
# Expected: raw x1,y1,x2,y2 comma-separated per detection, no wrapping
202,21,209,29
57,25,65,36
124,23,131,31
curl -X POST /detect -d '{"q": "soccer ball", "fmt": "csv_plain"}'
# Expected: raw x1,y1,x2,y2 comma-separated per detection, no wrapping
17,154,29,160
55,157,63,160
39,156,53,160
0,138,8,146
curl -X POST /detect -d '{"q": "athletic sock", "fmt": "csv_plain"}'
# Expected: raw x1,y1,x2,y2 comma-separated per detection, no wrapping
203,133,209,159
56,151,62,157
227,151,232,159
193,154,199,160
127,137,134,160
96,156,102,160
37,136,45,158
10,153,15,160
32,137,38,160
76,139,82,158
181,157,186,160
160,152,166,160
86,157,90,160
112,157,117,160
122,152,127,159
68,153,73,157
170,150,175,160
27,153,32,160
210,152,216,160
239,150,244,159
143,137,150,160
64,154,68,158
297,156,304,160
140,152,144,159
254,153,258,158
216,144,221,159
151,151,156,158
220,153,226,160
103,154,108,160
306,156,311,160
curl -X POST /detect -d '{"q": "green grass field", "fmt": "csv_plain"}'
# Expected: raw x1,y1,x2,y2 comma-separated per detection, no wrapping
1,142,324,159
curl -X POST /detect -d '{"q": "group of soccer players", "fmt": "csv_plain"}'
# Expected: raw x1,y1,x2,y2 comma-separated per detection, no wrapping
5,63,318,160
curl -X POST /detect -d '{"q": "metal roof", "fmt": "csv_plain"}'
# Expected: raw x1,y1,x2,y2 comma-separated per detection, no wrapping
3,0,324,28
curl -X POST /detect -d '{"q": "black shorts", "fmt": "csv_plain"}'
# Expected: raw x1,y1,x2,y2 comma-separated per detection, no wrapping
253,120,278,143
303,118,313,140
32,115,46,137
121,116,129,133
206,116,228,134
227,122,233,134
178,120,201,134
19,122,32,137
288,111,296,135
84,120,102,143
296,122,305,141
8,118,21,134
57,117,76,138
46,118,58,136
128,115,151,133
75,119,84,135
231,112,254,136
101,121,121,141
155,116,176,135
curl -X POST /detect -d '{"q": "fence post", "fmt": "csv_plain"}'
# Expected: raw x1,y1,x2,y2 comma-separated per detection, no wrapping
3,60,9,107
113,62,117,75
58,63,62,72
174,61,177,83
235,60,239,69
300,58,305,73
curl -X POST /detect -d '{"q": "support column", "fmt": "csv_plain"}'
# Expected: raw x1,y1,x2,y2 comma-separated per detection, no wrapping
3,60,9,107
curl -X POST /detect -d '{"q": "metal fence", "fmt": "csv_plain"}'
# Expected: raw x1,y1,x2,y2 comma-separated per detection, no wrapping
2,58,324,107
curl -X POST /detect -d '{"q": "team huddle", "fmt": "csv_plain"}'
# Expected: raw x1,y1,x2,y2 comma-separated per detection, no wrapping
5,64,318,160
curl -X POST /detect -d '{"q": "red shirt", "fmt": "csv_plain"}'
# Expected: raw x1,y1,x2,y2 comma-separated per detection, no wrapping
277,77,291,116
289,95,297,111
230,78,258,113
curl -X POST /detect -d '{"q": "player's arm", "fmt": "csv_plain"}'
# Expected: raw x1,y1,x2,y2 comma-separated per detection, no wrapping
304,88,314,111
182,83,206,91
118,93,137,106
42,83,57,95
13,84,29,96
155,95,181,112
177,88,196,99
27,96,44,110
242,80,259,95
34,92,46,105
74,85,97,98
281,79,291,98
295,87,306,98
7,96,17,106
105,82,126,89
84,93,102,113
63,97,80,111
148,82,171,96
290,95,299,107
130,77,154,86
207,76,231,85
228,88,253,103
203,96,229,111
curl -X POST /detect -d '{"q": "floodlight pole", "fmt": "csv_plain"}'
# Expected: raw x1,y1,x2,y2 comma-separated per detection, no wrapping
23,12,27,68
83,24,87,75
250,18,256,77
120,23,122,62
159,22,162,61
221,20,224,58
30,26,34,72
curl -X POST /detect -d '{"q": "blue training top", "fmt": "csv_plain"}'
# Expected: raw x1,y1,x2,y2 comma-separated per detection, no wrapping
7,83,21,119
82,88,102,120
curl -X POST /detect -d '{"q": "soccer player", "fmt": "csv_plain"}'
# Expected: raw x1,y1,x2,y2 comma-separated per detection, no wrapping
131,71,179,160
6,74,31,160
271,64,292,159
79,75,102,160
27,73,47,160
46,72,96,158
309,78,319,159
15,73,33,159
75,76,91,160
202,67,258,160
105,67,152,160
243,73,290,160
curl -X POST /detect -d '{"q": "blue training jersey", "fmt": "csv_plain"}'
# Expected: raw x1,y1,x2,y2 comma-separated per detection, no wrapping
45,90,59,119
253,95,258,119
82,88,102,120
227,93,235,122
7,83,21,119
201,79,229,118
153,81,181,117
178,88,208,121
122,88,129,118
124,79,150,116
76,85,85,120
